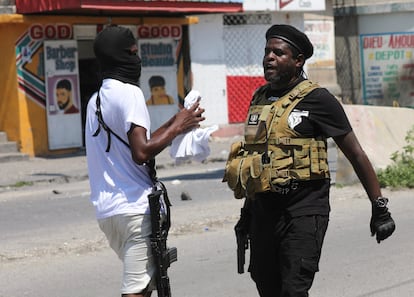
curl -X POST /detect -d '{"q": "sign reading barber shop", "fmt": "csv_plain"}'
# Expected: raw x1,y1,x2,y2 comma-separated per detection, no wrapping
44,40,82,150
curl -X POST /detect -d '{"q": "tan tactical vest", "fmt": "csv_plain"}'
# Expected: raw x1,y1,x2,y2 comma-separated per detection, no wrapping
223,80,330,199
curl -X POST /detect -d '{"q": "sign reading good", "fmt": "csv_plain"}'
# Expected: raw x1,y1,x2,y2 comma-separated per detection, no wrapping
137,25,182,39
29,24,72,40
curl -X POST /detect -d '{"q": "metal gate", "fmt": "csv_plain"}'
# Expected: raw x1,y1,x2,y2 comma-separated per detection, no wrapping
223,14,271,123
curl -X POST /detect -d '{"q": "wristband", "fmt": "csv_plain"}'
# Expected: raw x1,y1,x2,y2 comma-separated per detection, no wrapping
373,197,388,208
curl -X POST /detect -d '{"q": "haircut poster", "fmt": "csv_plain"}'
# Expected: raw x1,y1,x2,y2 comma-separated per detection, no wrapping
138,38,179,131
360,32,414,107
44,40,82,150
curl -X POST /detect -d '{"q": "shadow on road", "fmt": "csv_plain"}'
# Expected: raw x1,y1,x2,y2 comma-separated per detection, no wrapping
160,168,224,181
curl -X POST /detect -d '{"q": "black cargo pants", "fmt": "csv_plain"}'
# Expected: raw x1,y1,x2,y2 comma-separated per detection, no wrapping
248,198,329,297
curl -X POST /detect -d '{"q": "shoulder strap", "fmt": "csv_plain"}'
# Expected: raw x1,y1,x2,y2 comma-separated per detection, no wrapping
92,90,160,183
250,84,270,106
93,92,130,152
284,80,319,101
270,80,319,112
253,80,319,141
251,80,319,107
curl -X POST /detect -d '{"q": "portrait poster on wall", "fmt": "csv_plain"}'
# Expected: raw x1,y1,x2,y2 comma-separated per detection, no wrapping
138,38,179,131
44,40,82,150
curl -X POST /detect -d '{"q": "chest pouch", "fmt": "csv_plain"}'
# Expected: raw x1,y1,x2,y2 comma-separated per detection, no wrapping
222,141,246,199
244,104,275,145
223,80,329,199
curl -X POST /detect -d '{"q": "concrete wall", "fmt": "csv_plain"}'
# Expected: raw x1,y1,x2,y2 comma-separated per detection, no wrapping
189,14,228,127
335,105,414,184
358,11,414,34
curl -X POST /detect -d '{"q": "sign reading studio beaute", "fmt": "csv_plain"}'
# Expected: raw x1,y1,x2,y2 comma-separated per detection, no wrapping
138,25,181,131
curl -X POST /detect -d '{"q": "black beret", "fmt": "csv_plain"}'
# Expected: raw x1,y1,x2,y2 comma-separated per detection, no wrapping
265,24,313,59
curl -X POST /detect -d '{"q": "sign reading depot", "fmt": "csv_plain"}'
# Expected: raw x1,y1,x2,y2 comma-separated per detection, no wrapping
360,32,414,107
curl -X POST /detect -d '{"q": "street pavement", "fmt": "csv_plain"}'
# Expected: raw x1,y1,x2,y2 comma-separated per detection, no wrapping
1,134,414,296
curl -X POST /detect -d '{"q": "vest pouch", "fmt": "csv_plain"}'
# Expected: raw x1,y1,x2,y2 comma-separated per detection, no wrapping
309,140,329,176
293,145,311,169
242,152,273,196
245,105,275,145
270,146,292,160
222,141,243,183
228,141,243,163
240,155,254,191
225,157,243,189
250,153,263,178
223,156,246,199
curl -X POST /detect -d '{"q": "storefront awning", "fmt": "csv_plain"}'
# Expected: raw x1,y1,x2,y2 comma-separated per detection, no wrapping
16,0,243,15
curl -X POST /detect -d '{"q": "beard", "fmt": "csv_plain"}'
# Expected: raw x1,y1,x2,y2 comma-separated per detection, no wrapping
264,68,296,88
58,100,69,110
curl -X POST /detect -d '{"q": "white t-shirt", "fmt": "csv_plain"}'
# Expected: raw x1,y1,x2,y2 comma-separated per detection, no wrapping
85,78,153,219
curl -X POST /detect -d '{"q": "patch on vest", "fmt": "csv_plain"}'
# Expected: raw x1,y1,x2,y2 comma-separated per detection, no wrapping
248,113,260,125
288,109,309,129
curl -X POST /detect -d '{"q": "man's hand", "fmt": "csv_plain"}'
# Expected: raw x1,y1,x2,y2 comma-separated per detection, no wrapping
370,197,396,243
174,102,205,134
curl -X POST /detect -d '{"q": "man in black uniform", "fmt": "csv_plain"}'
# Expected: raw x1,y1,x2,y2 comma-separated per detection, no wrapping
223,24,395,297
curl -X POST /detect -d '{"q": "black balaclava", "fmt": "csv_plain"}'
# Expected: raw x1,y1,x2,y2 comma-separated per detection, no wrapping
93,25,141,86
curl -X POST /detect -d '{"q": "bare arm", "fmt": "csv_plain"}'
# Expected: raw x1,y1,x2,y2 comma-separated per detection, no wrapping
334,131,396,243
127,102,205,164
333,131,382,202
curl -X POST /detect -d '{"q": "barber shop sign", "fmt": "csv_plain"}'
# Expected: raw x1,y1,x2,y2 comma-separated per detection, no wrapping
44,40,82,150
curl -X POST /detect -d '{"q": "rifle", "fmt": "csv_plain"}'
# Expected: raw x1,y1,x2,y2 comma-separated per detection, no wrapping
148,183,177,297
234,201,251,274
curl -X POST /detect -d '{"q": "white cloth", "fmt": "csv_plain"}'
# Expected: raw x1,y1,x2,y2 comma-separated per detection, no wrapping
85,78,153,219
169,90,218,163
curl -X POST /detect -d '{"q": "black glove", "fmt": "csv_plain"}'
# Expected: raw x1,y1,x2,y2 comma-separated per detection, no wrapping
370,197,396,243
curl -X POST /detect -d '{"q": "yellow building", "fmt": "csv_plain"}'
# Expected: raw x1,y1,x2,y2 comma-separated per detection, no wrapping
0,0,241,156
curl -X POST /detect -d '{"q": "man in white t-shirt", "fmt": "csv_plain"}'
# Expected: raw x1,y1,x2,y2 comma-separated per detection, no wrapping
85,25,204,297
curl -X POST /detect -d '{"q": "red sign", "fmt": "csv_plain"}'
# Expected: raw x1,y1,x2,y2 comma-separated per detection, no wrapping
29,24,72,40
279,0,294,9
137,25,182,39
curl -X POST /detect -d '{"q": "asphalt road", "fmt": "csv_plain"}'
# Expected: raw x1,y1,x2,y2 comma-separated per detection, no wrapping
0,161,413,297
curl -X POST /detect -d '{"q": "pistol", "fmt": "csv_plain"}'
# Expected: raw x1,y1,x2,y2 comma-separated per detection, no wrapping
235,206,250,274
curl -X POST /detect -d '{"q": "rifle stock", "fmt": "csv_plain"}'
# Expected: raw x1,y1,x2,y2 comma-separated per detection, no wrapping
148,188,177,297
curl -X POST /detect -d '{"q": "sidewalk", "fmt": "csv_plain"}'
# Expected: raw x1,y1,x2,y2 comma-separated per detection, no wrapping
0,135,241,189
